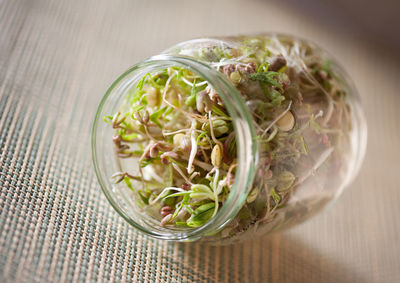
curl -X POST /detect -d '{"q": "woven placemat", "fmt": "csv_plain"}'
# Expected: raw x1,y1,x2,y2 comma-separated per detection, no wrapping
1,0,400,282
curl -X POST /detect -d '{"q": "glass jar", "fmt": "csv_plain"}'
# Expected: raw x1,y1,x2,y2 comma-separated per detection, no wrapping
92,34,366,244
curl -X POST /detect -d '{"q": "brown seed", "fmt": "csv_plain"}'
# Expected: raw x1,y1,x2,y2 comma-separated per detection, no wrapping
160,214,173,227
173,134,191,152
229,48,242,58
165,88,179,106
319,133,331,147
143,111,150,124
276,111,295,132
161,206,174,217
246,187,259,203
196,90,212,113
223,64,235,76
149,143,159,158
229,71,241,85
211,144,222,167
181,183,191,190
269,55,287,72
144,86,159,107
173,133,185,147
160,151,179,165
277,171,295,192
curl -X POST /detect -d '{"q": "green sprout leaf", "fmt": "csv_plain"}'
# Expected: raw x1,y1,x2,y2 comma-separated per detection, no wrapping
277,171,296,192
187,202,215,227
271,188,281,204
250,71,283,90
103,115,113,125
150,106,168,128
136,73,152,91
310,115,321,134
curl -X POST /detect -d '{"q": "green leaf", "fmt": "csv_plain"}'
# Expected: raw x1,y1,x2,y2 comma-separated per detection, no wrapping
140,157,159,168
176,68,184,80
271,94,285,107
299,136,308,154
163,191,191,199
185,94,196,107
103,115,113,125
131,89,145,104
138,191,150,205
160,186,175,206
250,71,283,90
201,119,229,137
130,73,154,104
184,205,195,215
277,171,296,192
185,79,197,107
187,203,215,227
246,187,259,203
196,132,208,146
136,73,152,91
165,107,174,116
123,177,134,192
322,60,332,76
194,202,215,215
211,104,229,117
257,62,269,73
237,206,252,220
120,132,138,140
130,105,145,114
271,188,281,204
310,115,321,134
189,192,215,200
171,202,183,220
150,106,168,128
170,194,191,220
191,184,213,195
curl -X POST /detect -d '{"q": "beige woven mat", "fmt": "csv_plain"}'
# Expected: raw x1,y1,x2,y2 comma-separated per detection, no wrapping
1,0,399,282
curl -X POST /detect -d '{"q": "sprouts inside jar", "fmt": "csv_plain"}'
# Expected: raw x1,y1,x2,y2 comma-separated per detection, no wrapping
104,35,354,239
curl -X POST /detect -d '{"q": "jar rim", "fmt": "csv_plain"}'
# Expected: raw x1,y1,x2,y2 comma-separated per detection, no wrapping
91,54,258,241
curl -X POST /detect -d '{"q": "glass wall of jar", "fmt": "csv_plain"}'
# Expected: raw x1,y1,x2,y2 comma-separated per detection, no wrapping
92,34,367,244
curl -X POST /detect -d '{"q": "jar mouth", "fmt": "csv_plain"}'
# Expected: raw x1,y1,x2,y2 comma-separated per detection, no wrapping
91,54,258,241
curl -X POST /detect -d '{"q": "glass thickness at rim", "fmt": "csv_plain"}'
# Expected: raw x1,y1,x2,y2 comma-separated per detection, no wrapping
91,54,258,241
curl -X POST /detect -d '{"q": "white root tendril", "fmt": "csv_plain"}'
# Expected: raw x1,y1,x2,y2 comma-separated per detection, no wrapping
189,171,200,181
163,128,203,136
181,77,208,87
162,72,208,123
187,120,198,174
315,110,324,119
172,163,193,185
295,147,334,186
269,35,334,126
142,166,164,183
149,187,185,205
162,72,177,108
210,53,251,69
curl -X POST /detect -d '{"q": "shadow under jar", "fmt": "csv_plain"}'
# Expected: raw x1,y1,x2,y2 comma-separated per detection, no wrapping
92,34,367,244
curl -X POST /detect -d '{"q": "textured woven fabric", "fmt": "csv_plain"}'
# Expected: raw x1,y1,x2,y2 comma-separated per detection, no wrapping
1,0,400,282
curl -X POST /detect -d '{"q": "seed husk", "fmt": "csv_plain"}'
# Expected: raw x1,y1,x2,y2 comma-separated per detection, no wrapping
211,144,222,167
230,71,241,85
276,110,295,131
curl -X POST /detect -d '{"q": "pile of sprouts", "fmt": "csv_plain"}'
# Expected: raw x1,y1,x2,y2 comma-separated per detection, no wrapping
104,35,352,239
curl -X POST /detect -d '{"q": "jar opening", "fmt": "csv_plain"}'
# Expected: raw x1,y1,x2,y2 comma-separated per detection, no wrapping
92,54,258,241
